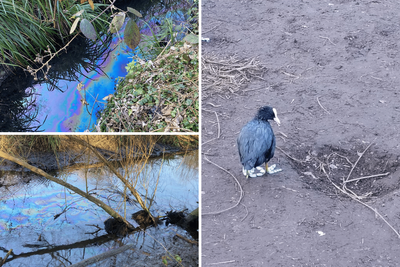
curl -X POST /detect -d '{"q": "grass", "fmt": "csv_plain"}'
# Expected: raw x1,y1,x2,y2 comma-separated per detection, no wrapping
0,0,109,69
0,135,198,156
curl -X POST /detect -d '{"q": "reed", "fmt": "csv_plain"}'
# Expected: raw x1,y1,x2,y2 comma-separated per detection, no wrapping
0,0,109,69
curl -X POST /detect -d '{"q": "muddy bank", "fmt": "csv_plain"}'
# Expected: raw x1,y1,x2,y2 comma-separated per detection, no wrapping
202,0,400,266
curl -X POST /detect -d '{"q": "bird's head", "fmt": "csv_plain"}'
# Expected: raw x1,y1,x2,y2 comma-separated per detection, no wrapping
257,106,281,126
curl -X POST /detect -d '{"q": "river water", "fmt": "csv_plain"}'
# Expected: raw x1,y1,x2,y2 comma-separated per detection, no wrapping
0,151,198,266
0,0,193,132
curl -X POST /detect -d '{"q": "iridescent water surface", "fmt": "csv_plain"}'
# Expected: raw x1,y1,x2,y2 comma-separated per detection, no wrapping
32,4,191,132
0,152,198,266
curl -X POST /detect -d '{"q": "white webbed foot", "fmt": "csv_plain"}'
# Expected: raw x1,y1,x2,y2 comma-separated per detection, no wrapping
243,167,257,178
267,164,282,174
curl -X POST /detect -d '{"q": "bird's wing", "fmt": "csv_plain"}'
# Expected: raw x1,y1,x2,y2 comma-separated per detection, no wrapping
237,120,275,169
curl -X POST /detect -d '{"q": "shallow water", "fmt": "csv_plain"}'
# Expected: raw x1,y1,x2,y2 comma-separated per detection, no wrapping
31,5,191,132
0,152,198,266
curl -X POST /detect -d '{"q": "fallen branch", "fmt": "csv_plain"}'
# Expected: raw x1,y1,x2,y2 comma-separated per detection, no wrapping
0,150,134,229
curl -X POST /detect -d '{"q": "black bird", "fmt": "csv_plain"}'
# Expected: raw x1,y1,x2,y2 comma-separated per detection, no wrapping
237,106,281,178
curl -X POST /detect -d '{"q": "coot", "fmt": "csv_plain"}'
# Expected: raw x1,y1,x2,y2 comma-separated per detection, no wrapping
237,106,281,178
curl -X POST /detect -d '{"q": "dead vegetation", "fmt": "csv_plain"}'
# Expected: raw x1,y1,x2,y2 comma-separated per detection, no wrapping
201,54,266,98
96,40,199,132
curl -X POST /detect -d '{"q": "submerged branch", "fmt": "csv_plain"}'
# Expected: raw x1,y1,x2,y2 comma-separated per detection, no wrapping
0,150,134,229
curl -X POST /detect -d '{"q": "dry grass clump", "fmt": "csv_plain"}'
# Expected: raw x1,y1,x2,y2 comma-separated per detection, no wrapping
201,54,266,98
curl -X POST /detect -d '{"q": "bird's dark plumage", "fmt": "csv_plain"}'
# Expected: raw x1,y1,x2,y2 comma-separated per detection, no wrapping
237,106,280,178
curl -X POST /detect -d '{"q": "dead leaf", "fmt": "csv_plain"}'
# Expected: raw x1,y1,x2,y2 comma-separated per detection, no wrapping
102,94,113,101
70,17,80,34
77,82,84,91
88,0,94,10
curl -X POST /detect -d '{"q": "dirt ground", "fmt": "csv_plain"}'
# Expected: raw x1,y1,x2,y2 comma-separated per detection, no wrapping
201,1,400,266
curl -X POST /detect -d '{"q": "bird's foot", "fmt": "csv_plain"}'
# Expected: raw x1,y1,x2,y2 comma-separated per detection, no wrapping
243,167,258,178
267,164,282,174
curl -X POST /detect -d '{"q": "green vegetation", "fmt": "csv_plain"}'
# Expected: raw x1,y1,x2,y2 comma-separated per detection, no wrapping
97,40,198,132
96,1,199,132
0,0,109,69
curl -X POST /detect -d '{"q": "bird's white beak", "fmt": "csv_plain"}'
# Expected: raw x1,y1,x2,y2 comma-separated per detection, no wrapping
272,108,280,126
274,117,281,126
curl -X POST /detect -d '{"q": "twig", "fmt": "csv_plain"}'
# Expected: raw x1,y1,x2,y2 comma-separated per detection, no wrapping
65,245,135,267
156,39,172,60
202,137,217,146
202,155,244,215
319,36,336,45
240,203,249,222
208,260,236,265
202,23,222,34
27,33,79,78
345,172,390,183
215,111,221,138
0,249,12,267
90,0,116,22
277,131,288,138
345,140,376,182
321,159,400,238
317,96,330,114
176,233,198,245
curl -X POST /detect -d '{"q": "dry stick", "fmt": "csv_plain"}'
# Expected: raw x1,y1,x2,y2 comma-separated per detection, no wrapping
202,23,222,34
240,202,249,222
0,249,12,267
345,172,390,184
202,137,217,146
0,150,133,228
176,233,199,245
319,36,336,45
69,244,134,267
345,140,376,182
322,167,400,238
208,260,236,265
202,155,244,215
215,111,221,138
317,96,330,114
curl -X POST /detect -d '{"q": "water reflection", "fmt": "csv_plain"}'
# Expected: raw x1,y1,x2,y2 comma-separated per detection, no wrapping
0,151,198,266
0,0,194,132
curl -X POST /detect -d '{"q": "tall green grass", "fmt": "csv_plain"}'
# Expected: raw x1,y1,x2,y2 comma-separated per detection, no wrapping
0,0,108,69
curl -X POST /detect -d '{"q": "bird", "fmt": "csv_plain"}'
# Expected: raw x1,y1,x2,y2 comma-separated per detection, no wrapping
237,106,281,178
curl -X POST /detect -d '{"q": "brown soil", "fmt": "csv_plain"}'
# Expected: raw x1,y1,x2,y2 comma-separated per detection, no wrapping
201,1,400,266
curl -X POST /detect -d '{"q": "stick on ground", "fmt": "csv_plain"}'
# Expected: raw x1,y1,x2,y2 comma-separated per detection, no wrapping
202,155,244,216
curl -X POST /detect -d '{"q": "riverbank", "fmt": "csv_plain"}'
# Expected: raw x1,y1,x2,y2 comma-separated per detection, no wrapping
95,36,199,132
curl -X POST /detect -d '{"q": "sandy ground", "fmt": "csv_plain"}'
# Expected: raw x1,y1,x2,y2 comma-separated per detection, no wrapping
201,1,400,266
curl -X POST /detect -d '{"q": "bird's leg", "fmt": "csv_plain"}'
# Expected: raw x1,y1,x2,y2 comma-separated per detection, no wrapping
243,167,257,178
